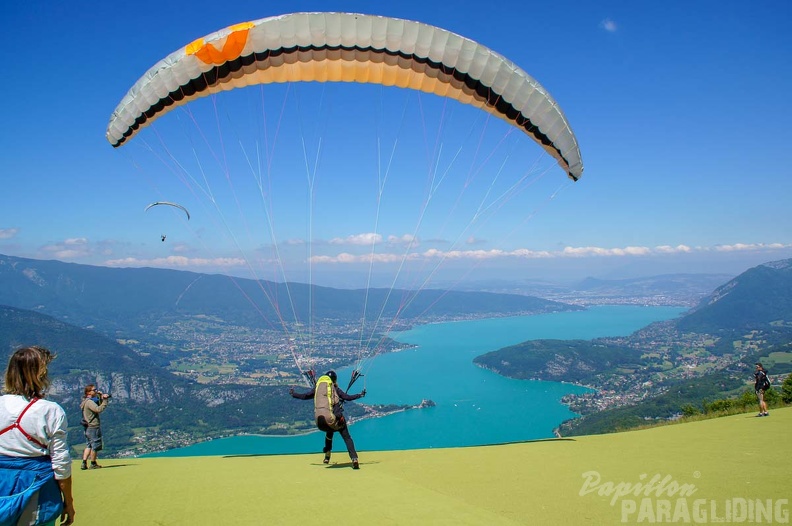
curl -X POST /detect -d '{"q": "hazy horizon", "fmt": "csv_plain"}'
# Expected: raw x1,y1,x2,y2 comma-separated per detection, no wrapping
5,250,779,292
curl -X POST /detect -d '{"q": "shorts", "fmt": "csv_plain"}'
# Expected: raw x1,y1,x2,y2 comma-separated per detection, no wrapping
85,426,103,451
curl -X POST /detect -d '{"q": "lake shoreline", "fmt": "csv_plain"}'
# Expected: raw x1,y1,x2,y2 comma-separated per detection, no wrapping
145,306,683,458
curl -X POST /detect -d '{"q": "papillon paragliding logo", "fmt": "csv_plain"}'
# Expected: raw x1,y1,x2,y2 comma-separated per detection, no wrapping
579,471,790,524
105,12,585,383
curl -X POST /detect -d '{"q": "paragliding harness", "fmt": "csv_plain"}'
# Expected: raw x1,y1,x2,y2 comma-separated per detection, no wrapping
311,370,364,433
0,398,48,449
314,375,343,432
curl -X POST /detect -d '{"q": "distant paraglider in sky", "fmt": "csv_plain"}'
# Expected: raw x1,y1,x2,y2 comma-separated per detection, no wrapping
144,201,191,220
144,202,190,242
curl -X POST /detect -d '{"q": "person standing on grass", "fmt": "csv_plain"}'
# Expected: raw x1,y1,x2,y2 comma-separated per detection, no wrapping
80,384,110,470
754,362,770,417
0,345,75,525
290,370,366,469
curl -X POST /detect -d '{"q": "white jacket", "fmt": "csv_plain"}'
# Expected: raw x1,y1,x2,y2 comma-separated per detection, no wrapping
0,394,72,479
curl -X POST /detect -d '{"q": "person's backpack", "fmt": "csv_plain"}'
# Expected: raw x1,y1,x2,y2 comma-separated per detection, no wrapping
761,373,771,391
79,400,89,428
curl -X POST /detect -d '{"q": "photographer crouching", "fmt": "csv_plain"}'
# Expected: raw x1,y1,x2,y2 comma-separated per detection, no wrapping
79,384,110,470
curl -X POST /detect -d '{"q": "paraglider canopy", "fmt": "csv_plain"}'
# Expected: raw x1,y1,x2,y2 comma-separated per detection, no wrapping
107,12,583,181
144,201,191,220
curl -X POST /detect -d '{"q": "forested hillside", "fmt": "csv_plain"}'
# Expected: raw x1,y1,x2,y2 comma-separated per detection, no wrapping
676,259,792,332
474,339,641,384
0,305,338,456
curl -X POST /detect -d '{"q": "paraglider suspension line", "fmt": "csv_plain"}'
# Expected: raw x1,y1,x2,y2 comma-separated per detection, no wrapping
346,370,363,392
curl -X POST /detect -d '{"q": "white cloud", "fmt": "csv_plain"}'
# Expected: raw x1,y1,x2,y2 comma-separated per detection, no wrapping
105,256,246,268
0,228,19,240
329,233,382,246
308,242,792,264
510,249,554,258
28,238,790,269
562,246,599,257
600,18,618,32
562,246,654,257
440,249,504,260
324,233,420,247
41,238,91,259
311,252,415,264
713,243,787,252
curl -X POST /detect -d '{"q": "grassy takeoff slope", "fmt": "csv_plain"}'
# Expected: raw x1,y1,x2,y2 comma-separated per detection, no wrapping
74,408,790,525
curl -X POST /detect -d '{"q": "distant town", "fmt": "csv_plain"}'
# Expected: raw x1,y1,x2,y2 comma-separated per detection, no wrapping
120,315,415,387
560,322,765,414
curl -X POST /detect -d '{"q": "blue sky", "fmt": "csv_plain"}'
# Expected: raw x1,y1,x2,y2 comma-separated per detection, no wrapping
2,1,791,287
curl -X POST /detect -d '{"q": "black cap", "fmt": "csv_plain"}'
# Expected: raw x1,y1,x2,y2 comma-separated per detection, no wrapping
326,370,337,382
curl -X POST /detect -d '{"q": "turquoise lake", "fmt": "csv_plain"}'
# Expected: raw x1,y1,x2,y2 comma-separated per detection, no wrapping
148,305,685,458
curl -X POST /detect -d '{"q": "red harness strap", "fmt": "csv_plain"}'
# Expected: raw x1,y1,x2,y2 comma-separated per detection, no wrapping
0,397,48,449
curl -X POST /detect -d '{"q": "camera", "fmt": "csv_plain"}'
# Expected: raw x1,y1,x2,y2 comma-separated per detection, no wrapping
96,391,112,399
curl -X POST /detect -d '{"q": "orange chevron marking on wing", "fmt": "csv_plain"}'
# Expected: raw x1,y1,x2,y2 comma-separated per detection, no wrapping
186,22,255,65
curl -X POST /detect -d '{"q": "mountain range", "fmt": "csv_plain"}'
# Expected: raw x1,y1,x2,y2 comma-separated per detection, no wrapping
677,258,792,332
0,253,578,341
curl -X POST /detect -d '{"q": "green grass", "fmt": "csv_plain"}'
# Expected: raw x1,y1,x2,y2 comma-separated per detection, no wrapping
72,407,791,525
